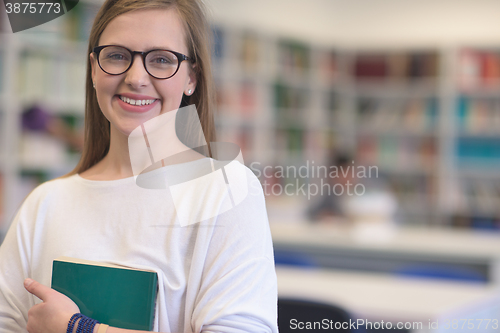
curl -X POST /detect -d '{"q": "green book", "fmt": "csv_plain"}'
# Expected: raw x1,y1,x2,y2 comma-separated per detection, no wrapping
51,256,158,330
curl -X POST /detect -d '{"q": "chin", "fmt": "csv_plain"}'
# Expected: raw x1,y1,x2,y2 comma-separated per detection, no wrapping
111,119,147,139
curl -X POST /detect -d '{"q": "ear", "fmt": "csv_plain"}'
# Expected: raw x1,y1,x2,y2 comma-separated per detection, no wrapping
89,52,97,85
185,64,197,96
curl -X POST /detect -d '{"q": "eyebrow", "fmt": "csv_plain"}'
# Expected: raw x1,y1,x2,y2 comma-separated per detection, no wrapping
109,43,176,52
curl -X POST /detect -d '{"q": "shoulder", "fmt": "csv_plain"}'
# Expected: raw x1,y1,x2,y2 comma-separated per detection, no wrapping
213,159,265,205
218,158,260,183
213,160,269,228
20,175,79,208
5,175,80,233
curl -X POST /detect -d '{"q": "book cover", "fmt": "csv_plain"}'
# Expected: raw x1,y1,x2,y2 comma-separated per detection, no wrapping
51,256,158,330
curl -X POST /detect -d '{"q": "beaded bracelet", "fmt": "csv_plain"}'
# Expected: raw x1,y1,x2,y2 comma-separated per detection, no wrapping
67,313,100,333
67,313,83,333
82,317,94,333
87,318,99,333
79,315,99,333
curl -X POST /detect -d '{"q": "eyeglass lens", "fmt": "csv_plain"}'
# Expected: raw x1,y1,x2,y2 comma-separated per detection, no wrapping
99,46,180,79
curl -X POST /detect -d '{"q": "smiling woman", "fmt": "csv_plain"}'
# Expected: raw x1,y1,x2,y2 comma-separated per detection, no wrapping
0,0,278,332
78,0,215,180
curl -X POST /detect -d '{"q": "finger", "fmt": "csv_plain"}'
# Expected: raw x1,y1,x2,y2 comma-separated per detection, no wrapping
24,278,51,302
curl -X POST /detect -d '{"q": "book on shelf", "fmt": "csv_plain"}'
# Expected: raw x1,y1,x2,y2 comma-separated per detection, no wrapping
408,52,439,79
239,80,257,115
278,40,310,76
457,96,500,135
211,25,225,62
355,52,439,81
51,256,158,331
356,97,437,133
240,31,259,71
387,53,409,79
274,82,309,110
318,51,338,84
457,137,500,164
459,49,500,89
403,98,437,132
354,54,387,79
356,133,436,172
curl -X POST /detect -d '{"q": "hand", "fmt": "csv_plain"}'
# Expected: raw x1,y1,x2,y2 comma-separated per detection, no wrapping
24,278,80,333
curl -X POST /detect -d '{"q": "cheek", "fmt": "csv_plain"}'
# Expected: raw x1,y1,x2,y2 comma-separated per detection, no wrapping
157,80,186,112
96,77,119,106
95,92,116,124
95,90,109,117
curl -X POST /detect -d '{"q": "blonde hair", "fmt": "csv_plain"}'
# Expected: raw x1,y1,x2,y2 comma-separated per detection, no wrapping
67,0,216,176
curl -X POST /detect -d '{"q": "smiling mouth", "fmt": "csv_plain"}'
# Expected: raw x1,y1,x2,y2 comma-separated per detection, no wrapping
118,95,158,106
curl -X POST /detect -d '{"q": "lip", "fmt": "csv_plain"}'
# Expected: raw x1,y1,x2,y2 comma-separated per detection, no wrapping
118,92,159,100
115,94,160,113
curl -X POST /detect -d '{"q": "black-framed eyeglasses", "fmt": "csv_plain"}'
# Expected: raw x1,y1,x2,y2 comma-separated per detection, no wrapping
92,45,193,80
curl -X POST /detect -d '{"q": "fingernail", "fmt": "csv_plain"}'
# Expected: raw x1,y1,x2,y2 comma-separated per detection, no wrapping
24,278,34,288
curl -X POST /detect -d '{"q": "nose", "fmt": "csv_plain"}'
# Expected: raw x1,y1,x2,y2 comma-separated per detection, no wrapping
123,54,150,88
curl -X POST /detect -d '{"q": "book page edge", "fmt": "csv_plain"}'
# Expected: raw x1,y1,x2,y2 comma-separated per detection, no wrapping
54,256,157,273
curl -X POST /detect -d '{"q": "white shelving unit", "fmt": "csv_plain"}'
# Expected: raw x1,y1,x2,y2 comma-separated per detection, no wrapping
449,45,500,228
2,7,500,241
213,30,500,229
0,1,97,239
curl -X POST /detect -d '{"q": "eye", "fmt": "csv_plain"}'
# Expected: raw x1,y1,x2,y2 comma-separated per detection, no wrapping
100,46,131,62
147,50,178,67
107,52,129,61
152,56,173,64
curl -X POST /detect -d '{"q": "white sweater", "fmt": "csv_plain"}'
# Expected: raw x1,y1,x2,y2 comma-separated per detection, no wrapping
0,158,278,333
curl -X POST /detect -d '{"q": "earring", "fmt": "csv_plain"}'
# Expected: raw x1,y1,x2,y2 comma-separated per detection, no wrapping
93,82,96,89
187,89,192,95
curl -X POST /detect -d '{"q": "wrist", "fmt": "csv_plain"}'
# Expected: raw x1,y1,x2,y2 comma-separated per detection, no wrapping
67,313,100,333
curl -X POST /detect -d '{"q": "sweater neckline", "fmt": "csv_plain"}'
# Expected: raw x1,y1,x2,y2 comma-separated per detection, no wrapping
74,157,212,186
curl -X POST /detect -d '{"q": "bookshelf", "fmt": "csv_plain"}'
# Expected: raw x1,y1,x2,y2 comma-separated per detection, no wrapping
212,33,500,229
350,50,442,226
451,47,500,229
0,1,98,235
2,5,500,238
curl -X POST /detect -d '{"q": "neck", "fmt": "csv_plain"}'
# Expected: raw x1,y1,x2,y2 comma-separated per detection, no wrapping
104,128,135,178
85,108,206,181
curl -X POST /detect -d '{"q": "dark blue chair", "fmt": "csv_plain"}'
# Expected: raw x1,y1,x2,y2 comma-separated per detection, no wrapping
273,250,317,268
278,298,358,332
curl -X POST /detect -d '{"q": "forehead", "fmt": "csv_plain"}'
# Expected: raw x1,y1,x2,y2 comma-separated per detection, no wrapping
98,8,187,53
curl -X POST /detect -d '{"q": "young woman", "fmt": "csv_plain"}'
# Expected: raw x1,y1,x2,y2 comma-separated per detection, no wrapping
0,0,278,332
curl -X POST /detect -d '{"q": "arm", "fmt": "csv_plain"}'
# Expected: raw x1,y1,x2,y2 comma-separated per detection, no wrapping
0,207,35,332
188,165,278,332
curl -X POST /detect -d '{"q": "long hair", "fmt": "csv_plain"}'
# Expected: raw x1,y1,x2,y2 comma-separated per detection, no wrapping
66,0,216,176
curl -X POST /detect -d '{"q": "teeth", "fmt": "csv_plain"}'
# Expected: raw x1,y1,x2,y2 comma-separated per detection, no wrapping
119,96,156,106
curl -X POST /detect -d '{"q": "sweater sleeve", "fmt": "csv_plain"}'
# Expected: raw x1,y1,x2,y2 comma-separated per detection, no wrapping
190,163,278,333
0,201,36,332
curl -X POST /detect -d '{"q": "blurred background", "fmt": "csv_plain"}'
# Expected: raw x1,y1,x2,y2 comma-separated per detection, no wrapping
1,0,500,331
